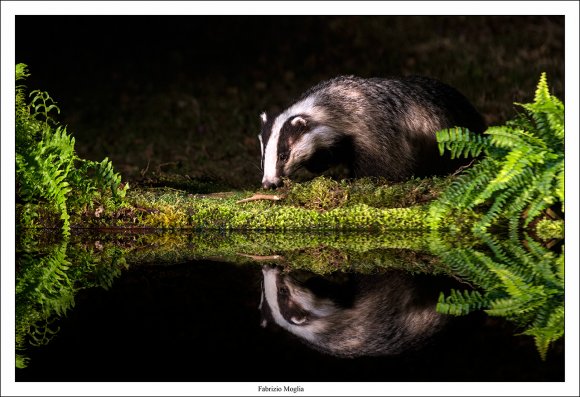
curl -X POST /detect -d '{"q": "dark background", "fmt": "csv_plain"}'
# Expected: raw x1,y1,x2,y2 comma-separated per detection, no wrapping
15,15,565,189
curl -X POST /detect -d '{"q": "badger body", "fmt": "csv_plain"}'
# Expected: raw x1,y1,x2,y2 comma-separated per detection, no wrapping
259,266,448,358
259,75,486,189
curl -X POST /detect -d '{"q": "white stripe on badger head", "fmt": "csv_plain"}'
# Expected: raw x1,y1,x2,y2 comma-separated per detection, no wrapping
262,96,317,184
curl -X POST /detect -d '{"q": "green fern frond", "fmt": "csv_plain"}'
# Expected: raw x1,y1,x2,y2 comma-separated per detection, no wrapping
523,305,564,361
485,126,546,150
428,157,500,229
16,63,30,81
15,63,129,235
484,298,523,316
521,235,561,287
555,247,564,282
490,268,544,299
534,72,550,104
431,246,500,289
516,73,564,145
29,89,61,125
432,73,563,243
436,127,492,159
453,158,502,209
482,148,539,194
524,195,555,229
531,81,563,123
472,189,514,232
472,231,513,267
437,289,489,316
485,297,544,319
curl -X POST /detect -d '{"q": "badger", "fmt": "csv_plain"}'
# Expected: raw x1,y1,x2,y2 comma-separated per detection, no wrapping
259,265,449,358
258,75,486,189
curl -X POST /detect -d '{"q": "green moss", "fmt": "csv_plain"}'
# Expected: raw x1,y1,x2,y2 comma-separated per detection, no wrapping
535,219,564,241
138,192,429,231
58,177,450,231
284,176,451,210
284,177,348,211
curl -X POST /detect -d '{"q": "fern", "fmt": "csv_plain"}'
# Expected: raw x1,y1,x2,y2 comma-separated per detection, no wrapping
430,73,564,234
486,125,547,151
523,305,564,361
15,64,129,236
436,127,493,159
428,157,500,230
15,64,131,367
431,74,564,360
437,289,488,316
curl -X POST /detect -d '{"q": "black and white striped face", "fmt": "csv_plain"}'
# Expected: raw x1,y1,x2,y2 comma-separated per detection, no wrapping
259,96,333,189
258,114,311,189
259,266,338,343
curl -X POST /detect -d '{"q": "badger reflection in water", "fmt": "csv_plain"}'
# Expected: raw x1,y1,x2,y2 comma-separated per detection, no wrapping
259,265,450,358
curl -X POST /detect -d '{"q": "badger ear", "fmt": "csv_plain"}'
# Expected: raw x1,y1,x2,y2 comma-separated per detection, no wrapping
290,116,308,128
260,112,268,124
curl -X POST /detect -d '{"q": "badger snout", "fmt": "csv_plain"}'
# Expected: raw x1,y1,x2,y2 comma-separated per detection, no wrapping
262,177,283,190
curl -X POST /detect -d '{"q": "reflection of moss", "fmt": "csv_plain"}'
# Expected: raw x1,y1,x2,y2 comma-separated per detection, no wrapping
285,247,445,275
119,231,456,275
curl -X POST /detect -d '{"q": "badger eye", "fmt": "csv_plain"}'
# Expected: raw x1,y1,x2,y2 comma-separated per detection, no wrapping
278,285,289,296
278,152,289,162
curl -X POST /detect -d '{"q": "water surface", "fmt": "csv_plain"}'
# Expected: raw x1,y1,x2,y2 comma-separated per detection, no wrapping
16,233,564,382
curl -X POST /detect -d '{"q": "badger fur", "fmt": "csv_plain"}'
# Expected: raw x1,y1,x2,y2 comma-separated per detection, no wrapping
259,265,448,358
258,75,486,189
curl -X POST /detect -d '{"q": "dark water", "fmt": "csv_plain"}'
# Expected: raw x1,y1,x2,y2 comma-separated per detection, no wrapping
16,259,564,382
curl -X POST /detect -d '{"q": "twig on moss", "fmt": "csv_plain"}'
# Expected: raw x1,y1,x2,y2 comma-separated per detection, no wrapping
237,253,284,261
236,194,286,204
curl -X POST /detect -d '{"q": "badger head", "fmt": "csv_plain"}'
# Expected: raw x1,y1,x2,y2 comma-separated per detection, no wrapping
259,265,340,342
259,265,449,358
258,99,344,189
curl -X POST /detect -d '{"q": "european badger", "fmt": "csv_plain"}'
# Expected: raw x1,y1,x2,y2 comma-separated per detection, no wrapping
259,265,448,358
259,75,486,189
